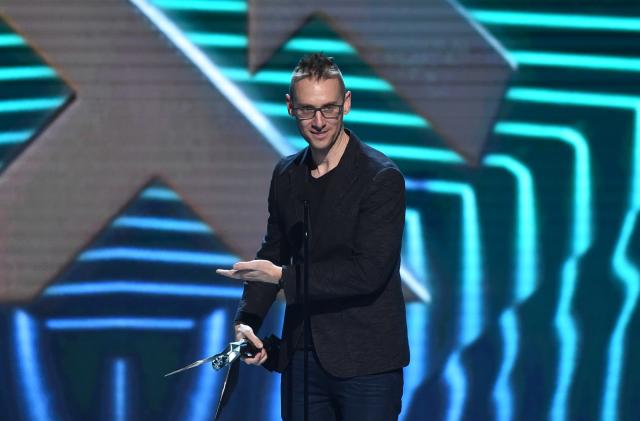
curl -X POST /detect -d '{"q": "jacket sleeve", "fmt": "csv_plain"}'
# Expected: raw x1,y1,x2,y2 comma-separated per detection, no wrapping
281,167,405,304
234,163,289,332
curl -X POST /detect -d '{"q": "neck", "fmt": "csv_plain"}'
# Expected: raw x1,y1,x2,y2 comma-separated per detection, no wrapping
309,129,349,177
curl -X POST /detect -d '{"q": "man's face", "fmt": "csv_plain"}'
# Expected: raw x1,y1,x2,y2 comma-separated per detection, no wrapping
286,77,351,152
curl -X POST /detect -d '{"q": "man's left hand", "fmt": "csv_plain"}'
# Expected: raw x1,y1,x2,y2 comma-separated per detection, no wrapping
216,260,282,285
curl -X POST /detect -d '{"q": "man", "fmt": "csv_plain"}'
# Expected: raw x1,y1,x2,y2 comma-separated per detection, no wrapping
217,53,409,420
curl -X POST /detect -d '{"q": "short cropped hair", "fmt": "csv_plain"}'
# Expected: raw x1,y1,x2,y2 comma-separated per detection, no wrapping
289,53,346,101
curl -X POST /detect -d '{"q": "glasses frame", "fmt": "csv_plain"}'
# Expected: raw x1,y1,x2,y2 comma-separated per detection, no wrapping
290,102,345,120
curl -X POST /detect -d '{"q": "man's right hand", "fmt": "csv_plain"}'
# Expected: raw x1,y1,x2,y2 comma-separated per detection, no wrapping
234,323,268,366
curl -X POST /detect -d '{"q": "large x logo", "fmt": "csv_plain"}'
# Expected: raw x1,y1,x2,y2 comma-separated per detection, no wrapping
248,0,515,162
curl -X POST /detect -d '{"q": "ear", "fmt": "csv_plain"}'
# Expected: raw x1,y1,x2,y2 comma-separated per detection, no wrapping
342,90,352,116
285,93,293,116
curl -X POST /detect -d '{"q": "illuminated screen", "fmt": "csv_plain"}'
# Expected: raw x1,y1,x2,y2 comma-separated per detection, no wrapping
0,0,638,420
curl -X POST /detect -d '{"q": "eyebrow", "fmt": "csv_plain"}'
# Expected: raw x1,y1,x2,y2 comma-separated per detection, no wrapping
295,101,341,108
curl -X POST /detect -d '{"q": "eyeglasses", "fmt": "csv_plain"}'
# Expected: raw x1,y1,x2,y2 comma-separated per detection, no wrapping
291,103,344,120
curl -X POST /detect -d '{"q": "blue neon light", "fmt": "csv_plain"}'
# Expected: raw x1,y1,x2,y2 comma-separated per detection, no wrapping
46,317,195,330
0,34,24,47
0,66,56,81
152,0,247,13
13,310,54,421
44,281,243,298
78,247,238,266
0,97,67,113
505,88,638,421
494,311,517,421
113,359,127,421
140,187,180,201
181,310,227,421
444,352,466,421
112,216,213,233
0,130,34,145
603,104,640,421
470,10,640,32
406,179,482,421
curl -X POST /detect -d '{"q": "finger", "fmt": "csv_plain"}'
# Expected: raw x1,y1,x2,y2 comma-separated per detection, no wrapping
233,261,258,270
243,354,262,365
237,326,263,349
258,351,268,365
216,269,237,278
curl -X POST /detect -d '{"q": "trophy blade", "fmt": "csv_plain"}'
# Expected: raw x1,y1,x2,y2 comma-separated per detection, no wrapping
164,354,221,377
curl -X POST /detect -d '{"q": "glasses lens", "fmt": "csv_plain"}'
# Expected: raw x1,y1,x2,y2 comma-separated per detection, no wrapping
293,104,342,120
321,105,341,118
294,108,315,119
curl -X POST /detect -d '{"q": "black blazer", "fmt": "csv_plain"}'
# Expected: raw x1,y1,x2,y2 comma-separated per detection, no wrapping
235,129,409,377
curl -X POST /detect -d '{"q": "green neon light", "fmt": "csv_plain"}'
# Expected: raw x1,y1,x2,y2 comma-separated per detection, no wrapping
511,51,640,73
0,34,25,47
220,67,393,91
0,67,57,81
0,97,67,113
152,0,246,13
258,102,428,127
470,10,640,32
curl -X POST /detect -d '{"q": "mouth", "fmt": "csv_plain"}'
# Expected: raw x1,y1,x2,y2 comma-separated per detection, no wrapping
310,130,329,137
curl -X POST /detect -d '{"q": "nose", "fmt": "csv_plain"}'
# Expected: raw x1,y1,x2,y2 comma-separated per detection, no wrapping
311,109,326,130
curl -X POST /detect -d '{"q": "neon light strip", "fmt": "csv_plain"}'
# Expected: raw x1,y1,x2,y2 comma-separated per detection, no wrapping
78,247,238,266
603,105,640,421
112,359,127,421
444,352,466,421
46,317,195,330
182,310,227,421
406,179,482,421
401,209,429,420
0,34,24,47
152,0,247,13
140,187,180,201
220,67,393,91
506,88,640,421
0,66,56,81
492,122,591,421
471,10,640,32
130,0,294,156
259,102,429,127
408,179,482,343
404,208,429,284
44,281,243,298
268,304,286,421
0,130,34,145
13,310,54,421
511,51,640,72
493,310,518,421
112,216,213,233
402,302,428,421
0,97,67,113
187,32,356,54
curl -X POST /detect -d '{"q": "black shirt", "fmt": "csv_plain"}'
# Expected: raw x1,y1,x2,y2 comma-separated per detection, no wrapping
294,165,337,350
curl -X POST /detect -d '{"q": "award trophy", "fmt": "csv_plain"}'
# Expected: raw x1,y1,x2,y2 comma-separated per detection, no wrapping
165,335,280,420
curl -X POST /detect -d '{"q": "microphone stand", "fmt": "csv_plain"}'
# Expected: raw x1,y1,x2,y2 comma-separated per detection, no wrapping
302,199,310,421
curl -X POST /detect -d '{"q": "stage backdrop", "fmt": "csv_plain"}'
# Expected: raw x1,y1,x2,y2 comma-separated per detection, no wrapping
0,0,639,420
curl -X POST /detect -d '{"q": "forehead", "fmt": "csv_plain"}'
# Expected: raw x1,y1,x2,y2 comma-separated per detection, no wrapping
293,77,343,105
